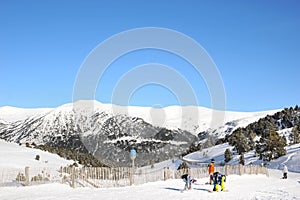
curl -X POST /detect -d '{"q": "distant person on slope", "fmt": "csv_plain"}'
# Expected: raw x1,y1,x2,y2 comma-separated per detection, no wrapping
208,159,215,184
282,164,288,179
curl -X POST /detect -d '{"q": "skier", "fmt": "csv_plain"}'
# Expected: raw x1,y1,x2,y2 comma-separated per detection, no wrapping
282,164,288,179
181,174,196,190
208,159,215,184
212,171,226,192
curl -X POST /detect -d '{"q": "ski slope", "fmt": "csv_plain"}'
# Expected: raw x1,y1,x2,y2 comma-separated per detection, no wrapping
0,139,74,169
0,170,299,200
268,144,300,173
0,139,300,199
184,143,300,172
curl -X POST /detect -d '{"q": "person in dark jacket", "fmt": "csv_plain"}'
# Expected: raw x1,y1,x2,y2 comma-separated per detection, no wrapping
212,172,226,192
181,174,196,190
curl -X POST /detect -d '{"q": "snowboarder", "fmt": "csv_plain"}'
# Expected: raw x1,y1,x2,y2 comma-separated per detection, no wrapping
212,172,226,192
208,159,215,184
282,164,288,179
181,174,196,190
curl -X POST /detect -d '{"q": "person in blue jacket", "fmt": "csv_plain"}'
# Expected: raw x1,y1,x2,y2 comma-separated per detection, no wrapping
212,172,226,192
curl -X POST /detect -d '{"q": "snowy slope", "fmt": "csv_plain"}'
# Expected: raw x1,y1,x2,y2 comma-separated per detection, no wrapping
268,144,300,173
183,142,300,173
0,106,52,123
184,143,233,164
0,137,300,200
0,139,74,169
0,171,299,200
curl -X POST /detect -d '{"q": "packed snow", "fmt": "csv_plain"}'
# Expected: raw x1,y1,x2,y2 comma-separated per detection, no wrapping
0,140,74,169
268,143,300,173
0,170,299,200
1,139,300,199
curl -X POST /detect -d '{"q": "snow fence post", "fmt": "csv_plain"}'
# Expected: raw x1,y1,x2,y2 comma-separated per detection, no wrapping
239,164,243,175
225,165,229,176
130,167,134,186
164,167,170,181
71,167,75,188
264,166,269,177
25,166,29,186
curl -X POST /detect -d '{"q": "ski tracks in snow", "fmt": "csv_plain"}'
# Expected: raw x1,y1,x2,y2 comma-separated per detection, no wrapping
254,189,298,200
282,153,296,165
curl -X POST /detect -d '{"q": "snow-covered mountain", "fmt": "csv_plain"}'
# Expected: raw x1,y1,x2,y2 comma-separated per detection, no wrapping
0,101,279,167
0,106,52,123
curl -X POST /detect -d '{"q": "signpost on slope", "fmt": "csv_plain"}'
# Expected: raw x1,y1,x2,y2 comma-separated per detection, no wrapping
130,149,137,168
130,149,136,185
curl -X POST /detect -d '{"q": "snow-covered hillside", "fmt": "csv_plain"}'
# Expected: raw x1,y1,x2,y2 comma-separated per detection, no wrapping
268,144,300,173
183,143,300,173
0,139,74,169
0,106,52,123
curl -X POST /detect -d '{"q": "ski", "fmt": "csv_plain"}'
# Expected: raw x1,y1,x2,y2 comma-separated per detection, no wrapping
208,189,229,193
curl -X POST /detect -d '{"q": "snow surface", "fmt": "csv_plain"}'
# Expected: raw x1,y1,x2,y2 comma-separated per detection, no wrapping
184,143,300,173
0,171,299,200
268,144,300,173
0,139,74,169
0,138,300,199
0,106,52,123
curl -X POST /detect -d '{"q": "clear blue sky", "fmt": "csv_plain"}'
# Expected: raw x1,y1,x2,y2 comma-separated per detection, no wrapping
0,0,299,111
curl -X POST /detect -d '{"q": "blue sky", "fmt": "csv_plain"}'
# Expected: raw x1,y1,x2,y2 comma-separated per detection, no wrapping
0,0,299,111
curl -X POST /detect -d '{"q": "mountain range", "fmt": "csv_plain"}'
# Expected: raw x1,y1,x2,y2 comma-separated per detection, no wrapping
0,101,279,167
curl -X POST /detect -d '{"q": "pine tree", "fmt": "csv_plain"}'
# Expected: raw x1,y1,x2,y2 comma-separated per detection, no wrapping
256,129,286,161
235,130,250,154
202,135,216,148
177,161,189,170
249,131,256,149
292,125,300,144
224,148,232,163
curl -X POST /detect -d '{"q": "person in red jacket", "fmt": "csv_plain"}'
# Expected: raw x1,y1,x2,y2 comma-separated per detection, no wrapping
208,159,215,184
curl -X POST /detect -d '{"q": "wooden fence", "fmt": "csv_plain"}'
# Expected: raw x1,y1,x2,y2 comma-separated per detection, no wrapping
60,164,269,188
0,164,268,188
0,167,62,187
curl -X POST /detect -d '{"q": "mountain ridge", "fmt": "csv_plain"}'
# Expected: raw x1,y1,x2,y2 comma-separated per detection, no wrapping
0,100,281,135
0,100,281,167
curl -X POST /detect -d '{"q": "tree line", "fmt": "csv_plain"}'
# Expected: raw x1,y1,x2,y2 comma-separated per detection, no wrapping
226,106,300,161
